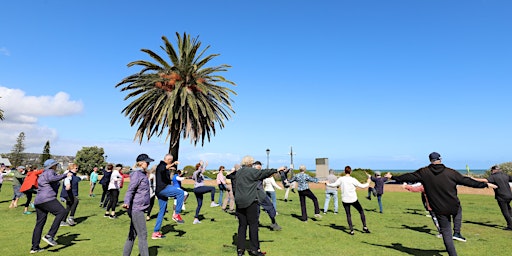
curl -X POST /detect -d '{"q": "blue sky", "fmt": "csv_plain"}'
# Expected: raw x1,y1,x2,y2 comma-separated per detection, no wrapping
0,1,511,170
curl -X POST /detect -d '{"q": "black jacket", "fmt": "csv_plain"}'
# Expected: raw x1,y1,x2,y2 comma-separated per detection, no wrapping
393,164,488,215
155,161,172,195
487,171,512,202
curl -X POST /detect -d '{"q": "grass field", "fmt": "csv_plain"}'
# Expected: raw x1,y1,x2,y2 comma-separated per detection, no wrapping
0,181,510,256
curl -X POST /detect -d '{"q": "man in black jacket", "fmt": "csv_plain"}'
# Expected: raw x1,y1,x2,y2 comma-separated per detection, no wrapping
385,152,497,256
473,165,512,230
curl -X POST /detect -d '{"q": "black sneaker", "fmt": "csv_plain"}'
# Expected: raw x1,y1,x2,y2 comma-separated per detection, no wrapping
109,214,117,219
363,227,371,233
452,233,466,242
366,196,371,201
42,235,58,246
104,213,110,217
30,248,44,254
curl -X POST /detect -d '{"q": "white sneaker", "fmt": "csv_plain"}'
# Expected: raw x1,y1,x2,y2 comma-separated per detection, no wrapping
193,219,201,224
210,202,220,207
182,204,186,210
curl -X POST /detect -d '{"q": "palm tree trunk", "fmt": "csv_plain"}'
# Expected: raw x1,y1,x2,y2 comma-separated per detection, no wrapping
169,130,180,167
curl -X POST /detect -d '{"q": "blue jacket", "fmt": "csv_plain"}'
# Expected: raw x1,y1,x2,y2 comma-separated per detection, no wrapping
60,173,81,198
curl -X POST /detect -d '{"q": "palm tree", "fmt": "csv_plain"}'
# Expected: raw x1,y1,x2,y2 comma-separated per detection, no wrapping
115,32,236,162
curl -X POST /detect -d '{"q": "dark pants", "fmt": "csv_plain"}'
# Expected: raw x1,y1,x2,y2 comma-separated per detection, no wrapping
193,186,216,218
65,195,79,218
342,200,367,230
237,201,260,252
437,213,458,256
24,190,35,208
31,199,67,249
298,189,320,220
259,196,276,223
146,195,155,217
123,210,149,256
497,199,512,228
100,184,110,205
107,189,119,212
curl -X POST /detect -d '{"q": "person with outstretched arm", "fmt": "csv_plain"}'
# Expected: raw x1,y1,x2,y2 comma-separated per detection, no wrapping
384,152,497,256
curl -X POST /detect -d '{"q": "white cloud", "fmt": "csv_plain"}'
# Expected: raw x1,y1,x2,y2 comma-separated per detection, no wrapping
0,86,82,153
0,47,10,56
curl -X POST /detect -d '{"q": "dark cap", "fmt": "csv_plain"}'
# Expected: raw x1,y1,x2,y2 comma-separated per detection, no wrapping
253,161,262,166
429,152,441,161
136,154,154,163
491,165,501,171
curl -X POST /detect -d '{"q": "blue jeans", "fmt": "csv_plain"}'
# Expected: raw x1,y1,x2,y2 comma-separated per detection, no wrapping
265,191,277,210
218,188,224,205
153,185,184,232
324,190,338,213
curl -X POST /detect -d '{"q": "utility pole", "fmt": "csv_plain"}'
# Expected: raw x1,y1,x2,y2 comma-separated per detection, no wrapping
289,146,295,169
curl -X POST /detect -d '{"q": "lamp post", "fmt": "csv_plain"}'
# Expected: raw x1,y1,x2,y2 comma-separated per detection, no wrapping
266,148,270,169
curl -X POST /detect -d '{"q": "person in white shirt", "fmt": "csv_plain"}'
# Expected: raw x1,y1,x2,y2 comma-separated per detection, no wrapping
262,174,282,213
105,164,123,219
327,165,371,235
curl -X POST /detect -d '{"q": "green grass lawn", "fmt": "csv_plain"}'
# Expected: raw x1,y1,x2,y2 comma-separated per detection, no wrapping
0,182,509,256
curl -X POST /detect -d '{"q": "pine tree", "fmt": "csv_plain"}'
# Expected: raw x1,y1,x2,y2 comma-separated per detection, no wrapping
10,132,26,167
40,140,52,167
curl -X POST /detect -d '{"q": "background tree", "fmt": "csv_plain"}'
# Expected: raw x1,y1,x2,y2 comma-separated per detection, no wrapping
39,140,52,167
116,32,236,164
75,146,107,175
9,132,26,167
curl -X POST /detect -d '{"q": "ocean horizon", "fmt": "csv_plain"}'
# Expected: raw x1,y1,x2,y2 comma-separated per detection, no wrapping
310,169,488,175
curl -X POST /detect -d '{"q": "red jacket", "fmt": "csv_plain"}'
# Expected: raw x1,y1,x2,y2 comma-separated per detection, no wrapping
20,169,44,192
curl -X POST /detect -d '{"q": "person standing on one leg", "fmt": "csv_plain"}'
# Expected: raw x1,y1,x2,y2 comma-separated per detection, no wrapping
152,154,185,239
323,169,339,214
122,154,152,256
327,166,371,235
385,152,497,256
254,161,284,231
288,165,322,222
192,160,219,224
366,171,388,213
473,165,512,230
30,159,72,254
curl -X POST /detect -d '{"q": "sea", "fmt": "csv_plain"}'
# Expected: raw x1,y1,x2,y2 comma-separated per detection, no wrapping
310,169,488,176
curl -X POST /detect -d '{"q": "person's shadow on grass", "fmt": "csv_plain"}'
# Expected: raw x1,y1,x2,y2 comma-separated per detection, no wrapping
363,241,444,256
74,215,93,225
149,245,160,256
161,224,186,237
463,220,501,229
230,232,274,249
400,224,435,235
404,208,426,216
325,223,352,235
47,232,90,252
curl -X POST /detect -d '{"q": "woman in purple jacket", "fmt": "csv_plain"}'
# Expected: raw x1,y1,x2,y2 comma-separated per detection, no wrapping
122,154,153,256
30,159,72,254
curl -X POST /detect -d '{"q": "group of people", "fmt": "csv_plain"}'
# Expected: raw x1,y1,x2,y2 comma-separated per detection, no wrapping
6,150,509,256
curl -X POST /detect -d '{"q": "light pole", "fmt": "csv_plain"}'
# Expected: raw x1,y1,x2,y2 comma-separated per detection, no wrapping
266,148,270,169
289,146,295,169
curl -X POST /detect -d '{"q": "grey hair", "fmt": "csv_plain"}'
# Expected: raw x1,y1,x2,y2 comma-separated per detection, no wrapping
299,165,307,172
241,155,254,167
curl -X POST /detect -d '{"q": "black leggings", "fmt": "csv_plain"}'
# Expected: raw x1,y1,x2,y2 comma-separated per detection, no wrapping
24,191,34,208
342,200,367,230
193,186,216,218
107,189,119,212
